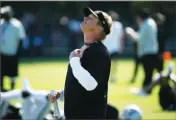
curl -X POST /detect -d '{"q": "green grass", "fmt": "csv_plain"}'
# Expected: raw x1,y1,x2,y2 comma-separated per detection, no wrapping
3,58,176,120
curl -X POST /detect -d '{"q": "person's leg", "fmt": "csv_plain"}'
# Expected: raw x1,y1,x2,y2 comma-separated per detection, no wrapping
10,56,19,90
1,53,5,91
21,91,40,120
157,53,164,73
1,90,22,101
141,55,155,89
21,87,50,120
130,56,140,83
10,77,16,90
27,90,51,120
21,97,34,120
1,75,4,91
31,99,50,120
1,65,4,91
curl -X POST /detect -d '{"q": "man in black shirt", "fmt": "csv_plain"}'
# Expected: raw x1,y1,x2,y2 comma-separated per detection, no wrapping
48,7,112,119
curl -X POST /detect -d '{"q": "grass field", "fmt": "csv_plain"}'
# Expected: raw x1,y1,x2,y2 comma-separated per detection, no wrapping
3,57,176,120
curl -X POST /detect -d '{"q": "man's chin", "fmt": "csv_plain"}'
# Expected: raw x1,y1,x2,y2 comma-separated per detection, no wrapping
80,25,89,33
80,25,95,34
80,23,85,31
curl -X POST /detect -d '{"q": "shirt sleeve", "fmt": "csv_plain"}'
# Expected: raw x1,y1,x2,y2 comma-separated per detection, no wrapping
16,22,26,40
70,57,98,91
119,23,124,37
133,23,149,42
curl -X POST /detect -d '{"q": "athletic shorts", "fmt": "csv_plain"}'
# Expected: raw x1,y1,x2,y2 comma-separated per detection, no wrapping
1,53,19,77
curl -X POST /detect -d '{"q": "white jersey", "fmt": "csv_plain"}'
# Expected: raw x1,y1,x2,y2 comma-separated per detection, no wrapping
135,18,158,57
0,18,26,55
1,89,50,120
103,21,123,54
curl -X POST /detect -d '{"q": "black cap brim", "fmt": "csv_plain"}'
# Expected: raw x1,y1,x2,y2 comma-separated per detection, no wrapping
83,7,98,17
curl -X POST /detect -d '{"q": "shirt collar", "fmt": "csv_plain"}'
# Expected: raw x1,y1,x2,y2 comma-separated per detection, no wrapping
84,40,101,46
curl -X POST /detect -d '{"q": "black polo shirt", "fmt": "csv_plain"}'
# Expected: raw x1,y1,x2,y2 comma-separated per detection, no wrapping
64,41,111,119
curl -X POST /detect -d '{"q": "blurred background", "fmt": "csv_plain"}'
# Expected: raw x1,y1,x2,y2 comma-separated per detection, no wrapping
1,1,176,120
1,1,176,57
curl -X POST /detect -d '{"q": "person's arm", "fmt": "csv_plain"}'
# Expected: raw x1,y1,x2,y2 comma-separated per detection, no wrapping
16,21,26,56
126,23,148,42
1,90,22,102
16,40,22,57
125,27,137,41
70,57,98,91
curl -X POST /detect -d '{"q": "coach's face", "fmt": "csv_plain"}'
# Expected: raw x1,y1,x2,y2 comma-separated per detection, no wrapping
80,14,101,33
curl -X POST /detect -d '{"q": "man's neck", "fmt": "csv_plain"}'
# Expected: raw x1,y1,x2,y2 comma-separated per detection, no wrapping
84,32,100,44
